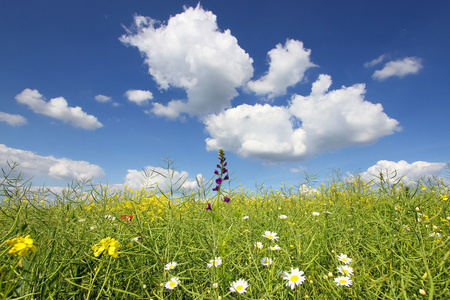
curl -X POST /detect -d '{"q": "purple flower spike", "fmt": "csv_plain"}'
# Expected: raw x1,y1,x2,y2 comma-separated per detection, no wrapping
215,178,223,185
223,197,230,203
214,170,219,175
224,174,229,180
206,203,212,210
212,186,219,191
222,168,228,173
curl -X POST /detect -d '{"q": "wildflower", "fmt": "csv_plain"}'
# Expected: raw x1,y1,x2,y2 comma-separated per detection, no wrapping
430,232,442,237
229,279,249,294
261,257,273,266
90,225,97,230
262,231,279,241
92,237,120,258
206,203,212,210
7,235,38,256
337,253,352,264
223,196,230,203
122,214,133,221
328,272,334,278
165,262,177,270
242,216,249,220
279,214,288,219
277,271,287,278
419,289,426,295
207,257,222,268
212,149,229,192
254,242,263,249
165,277,180,290
269,245,281,251
312,212,320,216
441,194,448,201
334,276,353,287
104,215,116,221
212,283,219,289
337,265,354,276
78,219,85,222
283,268,306,290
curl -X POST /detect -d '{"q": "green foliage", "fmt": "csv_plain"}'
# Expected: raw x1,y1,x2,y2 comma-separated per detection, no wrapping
0,163,449,299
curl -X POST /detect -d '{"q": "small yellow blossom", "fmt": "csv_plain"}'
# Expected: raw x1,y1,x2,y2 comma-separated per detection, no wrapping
7,235,38,256
92,237,120,258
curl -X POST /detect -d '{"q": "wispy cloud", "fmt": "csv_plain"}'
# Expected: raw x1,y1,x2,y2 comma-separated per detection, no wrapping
0,144,105,182
364,54,387,68
247,39,316,99
120,4,253,119
372,57,423,80
15,89,103,130
0,111,27,126
205,74,401,163
125,89,153,106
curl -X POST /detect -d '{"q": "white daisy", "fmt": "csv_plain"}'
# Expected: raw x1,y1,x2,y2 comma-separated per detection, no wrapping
312,212,320,216
430,232,442,237
277,270,286,278
262,231,279,241
242,216,249,220
104,215,116,221
261,257,272,266
337,265,354,276
334,276,353,287
89,225,97,230
254,242,263,249
269,245,281,251
229,278,249,294
337,253,352,264
283,268,306,290
165,277,180,290
279,215,288,219
78,219,85,222
164,261,177,270
131,237,140,242
207,257,222,268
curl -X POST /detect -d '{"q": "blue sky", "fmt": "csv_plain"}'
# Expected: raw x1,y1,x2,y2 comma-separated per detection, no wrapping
1,0,449,191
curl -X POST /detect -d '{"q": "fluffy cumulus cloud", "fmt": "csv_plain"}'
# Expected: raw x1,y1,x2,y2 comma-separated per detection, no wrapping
0,112,27,126
359,160,447,184
120,4,253,119
205,74,401,163
125,89,153,106
247,39,316,98
15,89,103,130
372,57,423,80
124,166,203,191
0,144,105,181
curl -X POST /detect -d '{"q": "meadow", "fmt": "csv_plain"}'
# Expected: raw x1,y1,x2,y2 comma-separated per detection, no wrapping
1,153,449,299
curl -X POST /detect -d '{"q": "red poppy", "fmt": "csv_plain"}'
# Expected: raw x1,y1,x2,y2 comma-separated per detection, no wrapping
122,214,133,221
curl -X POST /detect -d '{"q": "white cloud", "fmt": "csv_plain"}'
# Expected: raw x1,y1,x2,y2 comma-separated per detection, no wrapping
0,112,27,126
372,57,423,80
0,144,105,182
94,94,112,103
205,74,400,163
120,4,253,119
15,89,103,130
364,54,387,68
124,166,203,191
125,89,153,106
247,39,316,98
359,160,447,184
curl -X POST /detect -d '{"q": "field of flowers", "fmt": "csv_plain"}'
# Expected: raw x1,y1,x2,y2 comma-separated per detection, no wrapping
1,153,449,299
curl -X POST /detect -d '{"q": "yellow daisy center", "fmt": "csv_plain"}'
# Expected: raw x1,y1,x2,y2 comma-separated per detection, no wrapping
340,279,347,284
236,285,243,291
342,258,348,262
170,281,176,287
267,235,273,239
343,270,349,274
291,275,299,282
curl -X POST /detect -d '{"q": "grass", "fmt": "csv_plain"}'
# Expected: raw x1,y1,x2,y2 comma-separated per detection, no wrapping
1,158,449,299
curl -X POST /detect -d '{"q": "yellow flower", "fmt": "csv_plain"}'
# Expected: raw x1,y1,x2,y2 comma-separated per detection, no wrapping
92,237,120,258
7,235,38,256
